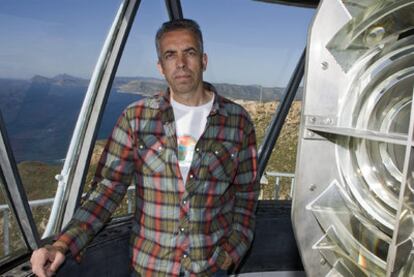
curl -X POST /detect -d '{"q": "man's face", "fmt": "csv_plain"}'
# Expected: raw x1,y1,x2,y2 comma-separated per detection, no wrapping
157,29,207,97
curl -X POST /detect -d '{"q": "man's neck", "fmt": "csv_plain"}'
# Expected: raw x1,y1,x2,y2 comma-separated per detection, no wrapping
170,87,213,106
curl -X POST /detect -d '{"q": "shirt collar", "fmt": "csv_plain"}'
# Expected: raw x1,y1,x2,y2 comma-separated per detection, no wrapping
158,82,228,117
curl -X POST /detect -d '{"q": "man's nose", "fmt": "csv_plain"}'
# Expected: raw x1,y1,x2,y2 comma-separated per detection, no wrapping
176,54,187,69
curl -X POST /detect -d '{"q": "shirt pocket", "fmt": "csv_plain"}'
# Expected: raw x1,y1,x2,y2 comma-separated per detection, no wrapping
204,141,239,182
137,135,166,175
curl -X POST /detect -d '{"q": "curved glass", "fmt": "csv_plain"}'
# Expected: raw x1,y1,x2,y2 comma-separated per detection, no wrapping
81,0,314,222
327,0,414,72
0,1,121,238
0,178,27,263
308,181,390,275
83,0,168,218
337,35,414,233
182,0,314,200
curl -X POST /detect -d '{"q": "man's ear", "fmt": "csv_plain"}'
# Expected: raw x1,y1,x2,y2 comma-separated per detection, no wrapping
157,61,164,76
202,53,208,71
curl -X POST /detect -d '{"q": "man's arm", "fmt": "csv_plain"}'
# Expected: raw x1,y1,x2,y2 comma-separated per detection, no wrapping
57,109,136,257
220,120,260,267
31,109,136,275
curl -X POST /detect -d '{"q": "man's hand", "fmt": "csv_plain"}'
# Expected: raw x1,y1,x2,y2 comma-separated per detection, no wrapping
30,243,67,277
220,251,233,270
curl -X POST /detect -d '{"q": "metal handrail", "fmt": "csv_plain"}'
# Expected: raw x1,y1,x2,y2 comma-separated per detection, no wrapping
0,171,294,256
260,171,295,200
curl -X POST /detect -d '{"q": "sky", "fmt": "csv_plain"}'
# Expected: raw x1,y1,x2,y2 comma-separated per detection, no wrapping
0,0,315,87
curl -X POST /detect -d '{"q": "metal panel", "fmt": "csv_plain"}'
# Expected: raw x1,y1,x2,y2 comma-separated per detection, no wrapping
0,111,40,250
293,0,414,276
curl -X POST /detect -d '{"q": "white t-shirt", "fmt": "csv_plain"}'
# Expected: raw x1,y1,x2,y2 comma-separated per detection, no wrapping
171,95,214,183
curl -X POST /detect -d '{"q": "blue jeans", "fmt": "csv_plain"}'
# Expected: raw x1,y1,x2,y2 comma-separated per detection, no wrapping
176,269,228,277
213,269,228,277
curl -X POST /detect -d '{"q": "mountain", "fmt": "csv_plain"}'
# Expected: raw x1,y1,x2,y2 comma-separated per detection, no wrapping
118,78,303,101
0,74,302,163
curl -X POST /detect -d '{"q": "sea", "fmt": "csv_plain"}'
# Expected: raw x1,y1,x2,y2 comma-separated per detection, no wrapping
2,84,143,164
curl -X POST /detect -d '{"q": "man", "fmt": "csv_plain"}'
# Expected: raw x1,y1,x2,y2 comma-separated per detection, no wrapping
31,19,259,277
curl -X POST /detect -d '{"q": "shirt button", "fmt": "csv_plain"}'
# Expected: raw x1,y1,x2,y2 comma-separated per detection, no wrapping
214,150,219,155
189,174,194,179
195,148,200,152
180,227,185,232
139,145,144,149
182,200,187,205
158,146,163,151
183,253,188,258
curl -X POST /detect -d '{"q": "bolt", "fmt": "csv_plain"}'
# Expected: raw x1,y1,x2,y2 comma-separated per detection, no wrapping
324,117,333,125
365,26,385,46
320,258,327,265
321,61,329,70
309,184,317,191
307,131,314,137
55,174,63,181
309,116,316,124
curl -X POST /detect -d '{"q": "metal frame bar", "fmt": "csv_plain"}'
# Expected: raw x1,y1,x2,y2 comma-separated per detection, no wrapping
386,88,414,275
0,111,40,250
164,0,183,20
254,0,319,8
257,49,306,178
53,0,142,230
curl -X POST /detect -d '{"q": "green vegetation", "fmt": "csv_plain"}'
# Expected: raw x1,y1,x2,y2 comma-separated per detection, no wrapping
240,100,301,200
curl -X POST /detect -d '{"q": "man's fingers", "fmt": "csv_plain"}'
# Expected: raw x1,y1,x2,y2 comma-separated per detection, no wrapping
30,246,65,277
30,248,49,277
49,251,65,273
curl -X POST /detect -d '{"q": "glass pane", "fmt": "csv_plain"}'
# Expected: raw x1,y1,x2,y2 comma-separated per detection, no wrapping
0,176,28,263
83,0,168,218
182,0,314,200
0,1,121,237
261,102,301,200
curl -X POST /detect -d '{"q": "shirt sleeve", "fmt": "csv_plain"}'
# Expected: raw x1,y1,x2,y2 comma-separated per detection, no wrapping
220,118,260,266
56,109,136,259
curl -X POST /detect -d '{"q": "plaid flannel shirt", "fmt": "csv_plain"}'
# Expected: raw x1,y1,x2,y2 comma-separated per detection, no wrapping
58,83,259,276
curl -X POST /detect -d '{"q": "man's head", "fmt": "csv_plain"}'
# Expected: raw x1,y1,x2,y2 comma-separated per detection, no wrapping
155,19,204,59
156,19,208,102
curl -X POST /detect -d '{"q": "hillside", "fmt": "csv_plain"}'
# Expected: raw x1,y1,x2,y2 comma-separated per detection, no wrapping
0,100,301,255
0,75,302,163
238,100,301,200
14,100,300,202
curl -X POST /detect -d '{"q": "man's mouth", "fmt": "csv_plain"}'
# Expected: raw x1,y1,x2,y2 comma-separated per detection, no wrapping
174,74,191,80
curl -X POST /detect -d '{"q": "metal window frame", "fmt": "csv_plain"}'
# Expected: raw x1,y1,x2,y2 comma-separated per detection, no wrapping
165,0,183,20
0,111,40,251
254,0,319,8
43,0,143,232
257,49,306,179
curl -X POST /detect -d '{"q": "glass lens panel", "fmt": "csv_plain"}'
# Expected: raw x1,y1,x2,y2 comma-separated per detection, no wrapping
308,181,391,266
327,1,414,72
182,0,313,200
0,176,27,263
0,1,121,237
391,147,414,275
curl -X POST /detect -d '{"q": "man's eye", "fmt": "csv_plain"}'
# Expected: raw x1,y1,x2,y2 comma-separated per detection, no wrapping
164,53,174,60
